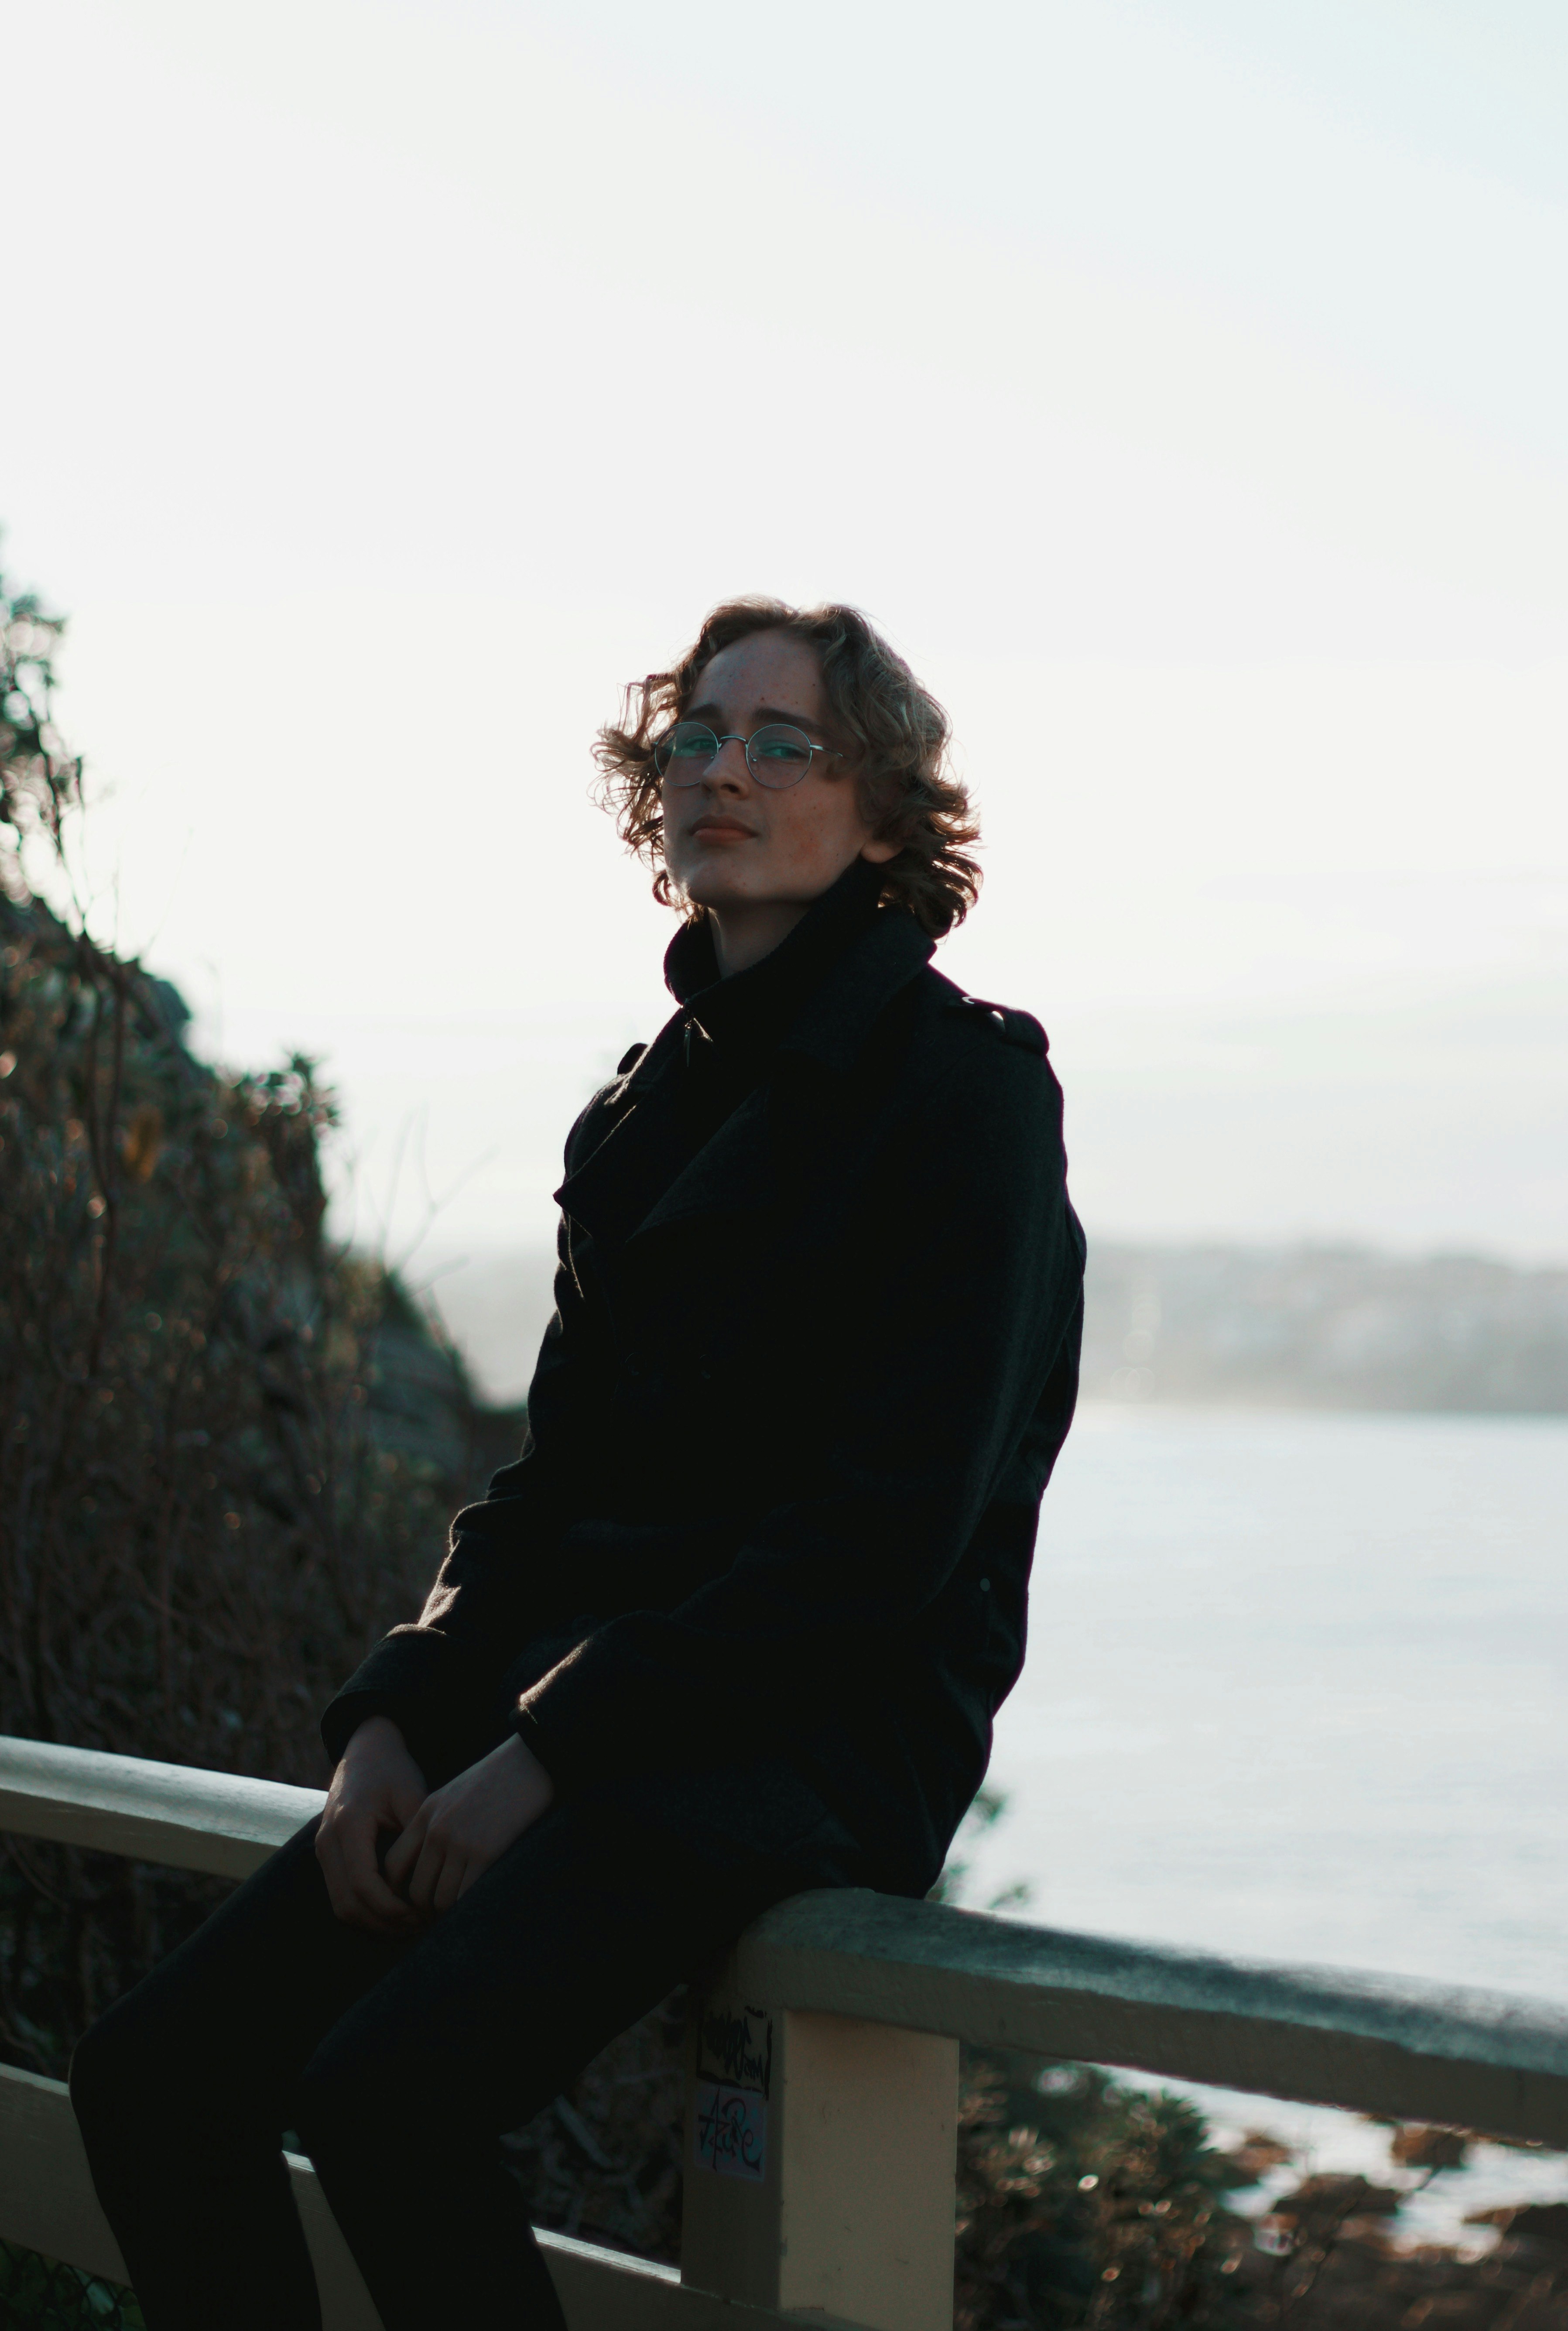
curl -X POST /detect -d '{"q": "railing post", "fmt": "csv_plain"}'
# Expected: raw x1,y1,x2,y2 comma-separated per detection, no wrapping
681,1959,958,2331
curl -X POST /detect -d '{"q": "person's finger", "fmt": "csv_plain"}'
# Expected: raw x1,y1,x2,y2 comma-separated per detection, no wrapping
382,1804,429,1893
455,1854,492,1902
318,1813,378,1923
350,1855,422,1925
345,1878,422,1934
403,1830,446,1916
431,1844,472,1916
315,1819,353,1920
353,1892,421,1934
340,1807,422,1930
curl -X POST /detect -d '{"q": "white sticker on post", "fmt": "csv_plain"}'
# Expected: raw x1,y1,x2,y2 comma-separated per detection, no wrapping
692,2079,768,2180
697,2000,773,2098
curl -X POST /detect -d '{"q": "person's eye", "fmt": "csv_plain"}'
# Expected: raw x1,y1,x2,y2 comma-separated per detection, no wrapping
668,727,716,760
753,732,812,763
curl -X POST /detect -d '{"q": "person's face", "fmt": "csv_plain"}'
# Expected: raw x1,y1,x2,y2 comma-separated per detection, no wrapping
659,630,896,919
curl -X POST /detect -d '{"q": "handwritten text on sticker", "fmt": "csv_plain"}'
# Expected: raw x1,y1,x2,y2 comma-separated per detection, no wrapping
693,2080,767,2180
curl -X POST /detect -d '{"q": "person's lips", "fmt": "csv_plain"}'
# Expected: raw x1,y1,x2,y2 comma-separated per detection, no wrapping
687,814,758,841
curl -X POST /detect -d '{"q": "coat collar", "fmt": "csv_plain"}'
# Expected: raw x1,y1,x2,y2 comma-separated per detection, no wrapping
661,858,883,1049
777,907,933,1076
556,897,934,1247
644,908,932,1234
623,901,933,1098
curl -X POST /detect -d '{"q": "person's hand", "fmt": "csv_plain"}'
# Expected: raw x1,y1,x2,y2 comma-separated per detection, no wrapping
383,1734,556,1917
316,1715,429,1934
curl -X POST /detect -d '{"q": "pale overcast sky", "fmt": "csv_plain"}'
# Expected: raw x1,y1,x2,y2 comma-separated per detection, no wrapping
6,0,1565,1264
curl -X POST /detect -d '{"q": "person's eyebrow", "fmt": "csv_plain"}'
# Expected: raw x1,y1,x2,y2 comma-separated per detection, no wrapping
758,703,829,739
683,699,830,741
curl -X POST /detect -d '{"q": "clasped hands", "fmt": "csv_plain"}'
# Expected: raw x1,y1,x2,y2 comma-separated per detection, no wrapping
315,1714,556,1934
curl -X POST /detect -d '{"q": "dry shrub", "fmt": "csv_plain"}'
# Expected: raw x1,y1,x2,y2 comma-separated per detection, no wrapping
0,567,521,2072
0,886,524,2068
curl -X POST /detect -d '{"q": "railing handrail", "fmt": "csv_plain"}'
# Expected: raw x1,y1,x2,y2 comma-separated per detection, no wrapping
4,1732,1566,2144
0,1732,323,1879
736,1889,1568,2142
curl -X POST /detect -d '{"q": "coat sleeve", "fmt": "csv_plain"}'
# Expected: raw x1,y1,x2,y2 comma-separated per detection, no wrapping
511,1029,1084,1795
318,1118,608,1771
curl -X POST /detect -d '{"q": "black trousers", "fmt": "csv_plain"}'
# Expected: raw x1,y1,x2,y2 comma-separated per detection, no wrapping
70,1793,834,2331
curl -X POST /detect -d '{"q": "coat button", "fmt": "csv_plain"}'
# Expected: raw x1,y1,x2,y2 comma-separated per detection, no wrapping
979,1577,991,1592
989,1009,1005,1028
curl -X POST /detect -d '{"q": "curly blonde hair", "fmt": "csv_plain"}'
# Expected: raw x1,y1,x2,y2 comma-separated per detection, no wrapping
593,598,980,939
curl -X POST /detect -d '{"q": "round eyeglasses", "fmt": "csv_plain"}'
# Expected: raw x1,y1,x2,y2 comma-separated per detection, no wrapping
653,721,842,790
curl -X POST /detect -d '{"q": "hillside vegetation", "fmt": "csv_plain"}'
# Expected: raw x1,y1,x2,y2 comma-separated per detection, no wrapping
0,569,520,2068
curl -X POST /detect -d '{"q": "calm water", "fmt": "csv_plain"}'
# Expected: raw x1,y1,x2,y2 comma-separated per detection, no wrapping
962,1405,1568,2240
967,1405,1568,2000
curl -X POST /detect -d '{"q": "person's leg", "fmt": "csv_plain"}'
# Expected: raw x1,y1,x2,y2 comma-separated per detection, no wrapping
70,1820,408,2331
293,1794,812,2331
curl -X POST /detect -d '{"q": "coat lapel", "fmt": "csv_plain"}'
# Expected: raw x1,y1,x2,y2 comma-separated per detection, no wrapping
634,1083,776,1236
555,1036,779,1252
552,1040,682,1248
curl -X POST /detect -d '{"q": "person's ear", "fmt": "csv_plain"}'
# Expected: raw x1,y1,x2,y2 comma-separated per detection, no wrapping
859,835,900,865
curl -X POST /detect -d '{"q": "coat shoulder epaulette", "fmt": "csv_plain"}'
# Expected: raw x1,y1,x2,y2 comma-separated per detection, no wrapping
936,979,1050,1059
615,1042,647,1077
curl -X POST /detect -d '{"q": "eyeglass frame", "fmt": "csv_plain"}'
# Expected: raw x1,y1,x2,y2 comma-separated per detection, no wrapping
653,720,845,790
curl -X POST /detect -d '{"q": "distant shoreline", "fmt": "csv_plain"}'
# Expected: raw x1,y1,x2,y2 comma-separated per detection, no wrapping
1081,1241,1568,1416
422,1238,1568,1418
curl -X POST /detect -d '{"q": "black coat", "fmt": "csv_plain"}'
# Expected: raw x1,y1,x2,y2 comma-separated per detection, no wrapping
323,874,1085,1898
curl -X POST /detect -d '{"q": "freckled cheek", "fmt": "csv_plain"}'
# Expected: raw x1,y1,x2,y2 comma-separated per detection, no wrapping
774,801,847,874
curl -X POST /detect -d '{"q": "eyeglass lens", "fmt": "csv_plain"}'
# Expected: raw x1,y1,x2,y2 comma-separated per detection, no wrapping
656,723,816,788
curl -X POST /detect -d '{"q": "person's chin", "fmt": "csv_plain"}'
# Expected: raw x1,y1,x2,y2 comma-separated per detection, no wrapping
676,864,761,911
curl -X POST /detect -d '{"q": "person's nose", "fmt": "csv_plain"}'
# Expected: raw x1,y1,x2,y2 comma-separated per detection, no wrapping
700,739,752,794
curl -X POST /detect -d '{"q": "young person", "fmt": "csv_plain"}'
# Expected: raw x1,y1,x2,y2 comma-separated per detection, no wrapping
71,600,1085,2330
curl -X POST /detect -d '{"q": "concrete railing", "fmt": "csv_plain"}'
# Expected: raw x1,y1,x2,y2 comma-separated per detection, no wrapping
3,1734,1567,2329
